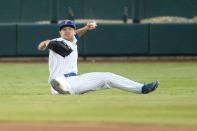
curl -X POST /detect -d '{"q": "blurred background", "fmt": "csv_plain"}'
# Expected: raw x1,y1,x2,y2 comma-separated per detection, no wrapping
0,0,197,58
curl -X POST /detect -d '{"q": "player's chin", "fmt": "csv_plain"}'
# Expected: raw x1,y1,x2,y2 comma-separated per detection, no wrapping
63,36,72,40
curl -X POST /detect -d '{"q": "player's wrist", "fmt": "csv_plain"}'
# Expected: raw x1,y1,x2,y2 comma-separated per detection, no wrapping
45,40,50,46
38,40,50,51
84,25,91,31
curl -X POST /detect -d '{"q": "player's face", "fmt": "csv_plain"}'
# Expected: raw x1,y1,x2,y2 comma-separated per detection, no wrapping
59,26,75,41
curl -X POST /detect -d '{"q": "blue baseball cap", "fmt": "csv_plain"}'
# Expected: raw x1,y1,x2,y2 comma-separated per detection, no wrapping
59,20,76,30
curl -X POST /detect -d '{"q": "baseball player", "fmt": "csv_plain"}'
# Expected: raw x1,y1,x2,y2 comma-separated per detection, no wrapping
38,19,159,95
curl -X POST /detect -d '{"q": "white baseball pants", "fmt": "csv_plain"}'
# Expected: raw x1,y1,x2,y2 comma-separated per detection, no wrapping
50,72,143,95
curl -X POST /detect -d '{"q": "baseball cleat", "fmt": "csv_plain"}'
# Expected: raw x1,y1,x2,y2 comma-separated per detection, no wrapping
50,79,69,94
141,80,159,94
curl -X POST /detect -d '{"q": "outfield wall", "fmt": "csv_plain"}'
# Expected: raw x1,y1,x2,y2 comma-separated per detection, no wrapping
0,0,197,22
0,24,197,57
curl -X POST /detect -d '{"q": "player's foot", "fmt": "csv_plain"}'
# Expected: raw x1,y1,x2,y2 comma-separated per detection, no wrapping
50,79,69,94
141,80,159,94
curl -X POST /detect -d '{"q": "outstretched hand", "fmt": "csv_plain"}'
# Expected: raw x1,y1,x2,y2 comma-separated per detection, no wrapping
38,40,50,51
86,21,97,30
75,21,97,37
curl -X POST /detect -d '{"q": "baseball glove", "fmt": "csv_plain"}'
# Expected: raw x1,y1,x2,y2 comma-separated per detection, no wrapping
47,41,73,57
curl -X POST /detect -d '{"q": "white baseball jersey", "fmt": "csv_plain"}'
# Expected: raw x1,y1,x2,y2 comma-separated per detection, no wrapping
48,34,78,83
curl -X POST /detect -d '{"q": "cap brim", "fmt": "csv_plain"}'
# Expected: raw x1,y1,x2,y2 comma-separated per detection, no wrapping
59,25,76,30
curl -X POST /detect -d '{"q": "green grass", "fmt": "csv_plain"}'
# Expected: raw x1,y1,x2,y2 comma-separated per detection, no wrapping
0,62,197,127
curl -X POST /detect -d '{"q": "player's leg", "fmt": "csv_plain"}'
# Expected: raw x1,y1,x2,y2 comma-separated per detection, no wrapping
50,74,105,95
100,72,159,94
102,72,143,93
66,72,145,94
51,72,159,95
65,72,108,94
